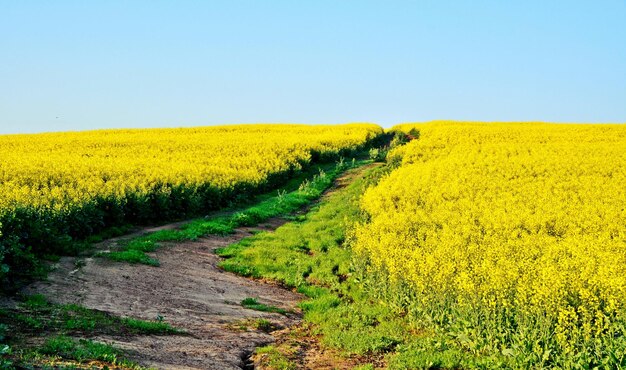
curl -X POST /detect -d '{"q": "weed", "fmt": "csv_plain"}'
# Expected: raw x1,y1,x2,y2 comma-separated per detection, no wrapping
73,259,86,269
0,295,181,337
0,295,180,368
229,318,278,333
38,335,142,368
254,319,275,333
254,345,297,370
336,156,345,170
240,298,288,315
122,318,181,334
22,294,48,309
103,249,160,266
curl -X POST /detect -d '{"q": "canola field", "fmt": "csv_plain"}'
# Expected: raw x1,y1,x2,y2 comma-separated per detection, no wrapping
0,123,381,285
354,122,626,367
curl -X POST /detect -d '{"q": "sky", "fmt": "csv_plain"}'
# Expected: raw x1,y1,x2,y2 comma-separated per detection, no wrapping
1,1,625,134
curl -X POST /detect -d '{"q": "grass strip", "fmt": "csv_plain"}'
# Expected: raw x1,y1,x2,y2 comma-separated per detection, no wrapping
0,294,181,337
217,162,485,369
101,159,367,266
217,160,505,368
0,294,181,368
216,164,410,363
14,335,145,370
240,298,288,315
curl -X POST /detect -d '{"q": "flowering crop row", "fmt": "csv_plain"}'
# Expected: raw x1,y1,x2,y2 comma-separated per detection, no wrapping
354,122,626,367
0,123,382,287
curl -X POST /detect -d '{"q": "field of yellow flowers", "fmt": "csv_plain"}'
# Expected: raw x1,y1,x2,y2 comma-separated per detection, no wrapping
354,122,626,367
0,123,381,287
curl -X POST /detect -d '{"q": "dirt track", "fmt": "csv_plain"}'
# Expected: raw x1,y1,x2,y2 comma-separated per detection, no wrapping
16,165,381,369
23,218,302,370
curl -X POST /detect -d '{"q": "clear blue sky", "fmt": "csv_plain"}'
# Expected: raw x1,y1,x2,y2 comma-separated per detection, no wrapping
1,1,625,134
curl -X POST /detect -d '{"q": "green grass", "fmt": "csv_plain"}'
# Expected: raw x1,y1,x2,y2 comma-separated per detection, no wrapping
226,318,278,333
216,162,497,368
253,318,275,333
101,159,366,266
0,294,181,369
33,335,143,369
215,163,387,296
39,335,122,363
121,317,179,334
0,294,181,336
254,345,297,370
215,164,386,289
216,164,412,353
240,298,288,315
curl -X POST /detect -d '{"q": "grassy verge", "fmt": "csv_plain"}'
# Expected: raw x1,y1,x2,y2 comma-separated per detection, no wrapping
254,345,297,370
227,318,279,334
100,158,367,266
0,294,181,368
19,335,144,370
217,160,489,369
241,298,289,315
216,163,408,366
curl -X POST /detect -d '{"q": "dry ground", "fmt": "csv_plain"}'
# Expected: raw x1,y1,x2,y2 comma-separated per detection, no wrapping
20,219,301,370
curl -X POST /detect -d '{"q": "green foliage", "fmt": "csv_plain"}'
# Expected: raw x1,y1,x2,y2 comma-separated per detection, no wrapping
0,294,181,337
0,295,179,368
216,160,537,368
217,164,417,356
368,147,385,161
387,343,467,370
0,341,11,370
22,294,48,309
408,127,421,139
38,336,143,369
106,160,360,266
254,345,297,370
240,298,288,315
121,317,180,334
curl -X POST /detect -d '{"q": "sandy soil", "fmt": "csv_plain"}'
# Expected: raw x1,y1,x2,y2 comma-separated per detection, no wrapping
22,219,302,370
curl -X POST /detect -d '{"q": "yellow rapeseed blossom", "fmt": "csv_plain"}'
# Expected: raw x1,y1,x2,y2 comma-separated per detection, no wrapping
0,124,380,215
354,121,626,363
0,123,381,288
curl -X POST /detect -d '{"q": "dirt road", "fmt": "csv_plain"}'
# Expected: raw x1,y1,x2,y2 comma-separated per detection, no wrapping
18,165,382,369
24,219,301,370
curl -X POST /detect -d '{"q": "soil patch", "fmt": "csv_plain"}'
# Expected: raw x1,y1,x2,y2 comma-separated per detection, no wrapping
20,221,299,370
